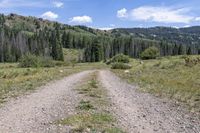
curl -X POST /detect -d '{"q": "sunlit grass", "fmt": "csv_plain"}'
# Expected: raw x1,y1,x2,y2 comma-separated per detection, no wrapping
112,55,200,112
0,63,107,104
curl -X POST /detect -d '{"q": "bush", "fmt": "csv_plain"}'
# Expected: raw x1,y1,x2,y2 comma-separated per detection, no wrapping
184,56,200,67
140,47,160,60
19,54,56,68
111,63,132,69
106,54,129,64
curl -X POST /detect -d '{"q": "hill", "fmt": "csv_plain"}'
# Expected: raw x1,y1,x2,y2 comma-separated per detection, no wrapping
0,13,200,63
111,26,200,47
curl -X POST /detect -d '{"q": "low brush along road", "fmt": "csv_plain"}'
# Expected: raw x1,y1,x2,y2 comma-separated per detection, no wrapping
0,70,199,133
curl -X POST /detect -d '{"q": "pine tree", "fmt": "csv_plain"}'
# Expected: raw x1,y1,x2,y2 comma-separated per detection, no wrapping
187,47,192,55
178,45,184,55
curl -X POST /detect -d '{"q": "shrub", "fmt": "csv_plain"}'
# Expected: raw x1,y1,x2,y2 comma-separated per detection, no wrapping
111,63,132,69
184,56,200,67
19,54,41,68
19,54,56,68
106,54,129,64
140,47,160,60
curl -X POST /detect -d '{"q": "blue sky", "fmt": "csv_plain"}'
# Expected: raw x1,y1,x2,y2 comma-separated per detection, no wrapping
0,0,200,29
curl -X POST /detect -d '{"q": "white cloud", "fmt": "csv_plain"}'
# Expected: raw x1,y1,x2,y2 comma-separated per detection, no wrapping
69,15,93,24
195,17,200,21
183,25,190,28
117,6,195,24
98,24,116,30
98,27,114,31
53,1,64,8
117,8,127,18
172,26,180,29
41,11,58,20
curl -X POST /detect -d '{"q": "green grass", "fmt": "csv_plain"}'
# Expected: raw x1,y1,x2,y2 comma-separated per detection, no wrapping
58,113,114,132
58,72,124,133
77,100,95,110
112,55,200,112
0,62,107,104
75,75,106,101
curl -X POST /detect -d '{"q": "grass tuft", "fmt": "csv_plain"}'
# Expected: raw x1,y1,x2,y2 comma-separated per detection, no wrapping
77,100,95,110
58,113,116,132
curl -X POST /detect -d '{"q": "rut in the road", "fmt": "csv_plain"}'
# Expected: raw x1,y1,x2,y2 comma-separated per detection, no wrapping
98,70,200,133
0,71,93,133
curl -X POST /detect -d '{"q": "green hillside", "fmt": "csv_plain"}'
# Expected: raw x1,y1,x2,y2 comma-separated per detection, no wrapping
0,13,200,63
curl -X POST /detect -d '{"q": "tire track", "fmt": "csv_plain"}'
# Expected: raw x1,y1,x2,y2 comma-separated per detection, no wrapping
98,70,200,133
0,71,93,133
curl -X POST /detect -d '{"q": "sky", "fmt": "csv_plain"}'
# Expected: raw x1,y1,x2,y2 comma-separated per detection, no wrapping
0,0,200,29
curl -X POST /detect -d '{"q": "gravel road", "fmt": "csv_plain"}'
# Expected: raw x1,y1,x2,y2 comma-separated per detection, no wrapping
0,70,199,133
98,70,200,133
0,71,93,133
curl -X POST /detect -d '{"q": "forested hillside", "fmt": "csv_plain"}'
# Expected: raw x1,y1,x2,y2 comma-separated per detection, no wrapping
0,13,200,63
112,27,200,54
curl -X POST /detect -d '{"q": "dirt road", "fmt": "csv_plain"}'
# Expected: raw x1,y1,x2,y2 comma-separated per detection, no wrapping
0,71,93,133
99,70,200,133
0,70,199,133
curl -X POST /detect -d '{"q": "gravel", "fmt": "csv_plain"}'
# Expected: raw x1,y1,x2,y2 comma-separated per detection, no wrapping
0,71,93,133
98,70,200,133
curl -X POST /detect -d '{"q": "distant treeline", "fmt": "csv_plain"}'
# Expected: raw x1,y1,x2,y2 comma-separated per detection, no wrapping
83,36,200,62
0,14,200,63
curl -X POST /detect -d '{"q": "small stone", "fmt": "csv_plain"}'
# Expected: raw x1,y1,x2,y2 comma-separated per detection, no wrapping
133,125,137,128
153,128,159,132
124,70,130,73
150,120,155,125
86,128,91,132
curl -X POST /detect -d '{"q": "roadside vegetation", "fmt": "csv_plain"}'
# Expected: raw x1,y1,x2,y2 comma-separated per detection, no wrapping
57,72,124,133
106,54,132,70
18,54,68,68
140,46,160,60
0,51,107,104
112,55,200,113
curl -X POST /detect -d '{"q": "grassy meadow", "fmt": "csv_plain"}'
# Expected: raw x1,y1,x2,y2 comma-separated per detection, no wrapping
0,62,107,104
112,55,200,112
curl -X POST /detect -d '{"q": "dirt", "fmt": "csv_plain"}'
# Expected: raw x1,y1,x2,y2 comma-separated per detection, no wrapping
98,70,200,133
0,71,93,133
